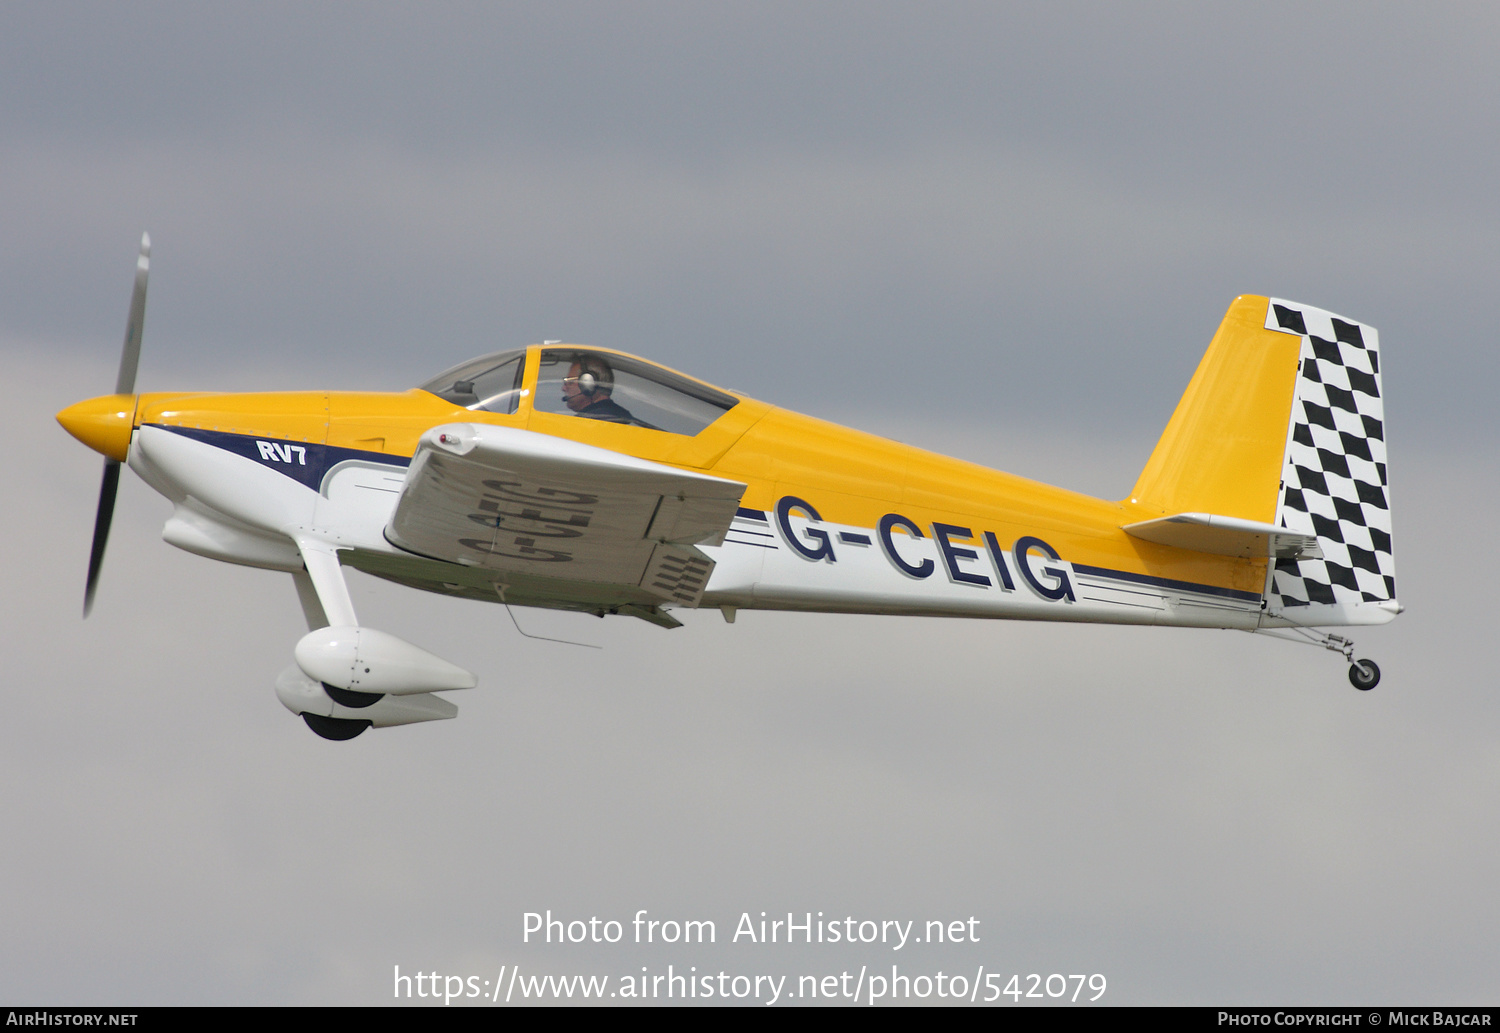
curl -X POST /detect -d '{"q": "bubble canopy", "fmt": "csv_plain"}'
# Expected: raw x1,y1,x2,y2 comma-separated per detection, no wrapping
420,347,739,436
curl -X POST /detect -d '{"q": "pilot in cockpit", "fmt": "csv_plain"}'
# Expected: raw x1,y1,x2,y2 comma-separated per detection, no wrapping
561,354,636,424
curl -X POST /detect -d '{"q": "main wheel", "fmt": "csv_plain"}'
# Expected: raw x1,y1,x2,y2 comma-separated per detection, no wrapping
302,713,373,740
1348,659,1381,691
323,683,383,709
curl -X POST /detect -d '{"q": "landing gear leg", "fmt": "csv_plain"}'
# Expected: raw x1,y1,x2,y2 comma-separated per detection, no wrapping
1317,633,1383,692
1255,625,1382,691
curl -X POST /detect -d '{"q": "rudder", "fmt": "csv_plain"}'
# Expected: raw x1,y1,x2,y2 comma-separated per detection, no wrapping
1261,299,1397,626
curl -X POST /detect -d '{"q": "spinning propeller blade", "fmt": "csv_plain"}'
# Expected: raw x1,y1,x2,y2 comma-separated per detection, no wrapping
116,233,149,395
82,233,149,616
83,460,121,616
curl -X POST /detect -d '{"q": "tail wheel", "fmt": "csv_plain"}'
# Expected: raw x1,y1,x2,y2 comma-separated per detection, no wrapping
302,713,373,740
1348,659,1381,691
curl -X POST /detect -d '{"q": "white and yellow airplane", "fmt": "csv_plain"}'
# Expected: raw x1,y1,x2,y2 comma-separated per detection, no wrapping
58,236,1400,739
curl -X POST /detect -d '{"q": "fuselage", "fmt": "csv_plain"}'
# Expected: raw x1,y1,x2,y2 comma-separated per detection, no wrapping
60,342,1283,632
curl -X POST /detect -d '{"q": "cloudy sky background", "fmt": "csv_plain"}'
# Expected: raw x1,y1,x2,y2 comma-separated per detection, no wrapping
2,2,1496,1004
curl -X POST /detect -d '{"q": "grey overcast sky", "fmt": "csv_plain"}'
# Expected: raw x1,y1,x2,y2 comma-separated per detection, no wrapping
3,3,1497,1005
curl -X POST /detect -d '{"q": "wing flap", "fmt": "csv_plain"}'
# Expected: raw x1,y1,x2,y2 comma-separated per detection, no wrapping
1123,512,1322,560
386,424,746,605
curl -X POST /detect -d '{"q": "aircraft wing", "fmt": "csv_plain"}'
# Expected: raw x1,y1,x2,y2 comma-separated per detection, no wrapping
385,423,747,607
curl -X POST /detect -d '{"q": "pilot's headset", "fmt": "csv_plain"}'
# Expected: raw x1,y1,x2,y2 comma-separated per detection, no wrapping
571,355,614,397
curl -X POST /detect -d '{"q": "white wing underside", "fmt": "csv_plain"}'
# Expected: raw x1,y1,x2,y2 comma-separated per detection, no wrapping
385,424,747,608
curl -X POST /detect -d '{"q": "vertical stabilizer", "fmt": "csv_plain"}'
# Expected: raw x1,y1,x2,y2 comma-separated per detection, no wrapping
1130,295,1302,523
1129,295,1399,629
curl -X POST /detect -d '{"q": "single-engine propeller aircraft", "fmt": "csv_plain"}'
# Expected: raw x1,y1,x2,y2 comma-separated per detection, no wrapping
59,236,1401,739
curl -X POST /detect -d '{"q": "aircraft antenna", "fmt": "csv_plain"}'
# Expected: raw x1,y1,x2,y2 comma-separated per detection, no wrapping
494,585,602,649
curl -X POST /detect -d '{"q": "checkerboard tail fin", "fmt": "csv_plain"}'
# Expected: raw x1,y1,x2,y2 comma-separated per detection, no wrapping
1260,299,1397,626
1128,296,1398,628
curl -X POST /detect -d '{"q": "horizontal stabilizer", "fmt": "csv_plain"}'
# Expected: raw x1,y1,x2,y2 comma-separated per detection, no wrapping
1123,513,1322,560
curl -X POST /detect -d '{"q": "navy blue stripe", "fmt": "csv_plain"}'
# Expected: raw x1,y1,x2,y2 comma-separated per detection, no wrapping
1070,563,1261,603
724,537,778,550
735,507,768,522
150,424,408,491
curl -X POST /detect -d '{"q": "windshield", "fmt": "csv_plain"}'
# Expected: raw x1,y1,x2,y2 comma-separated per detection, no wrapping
419,349,527,414
534,348,738,435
